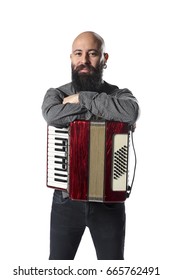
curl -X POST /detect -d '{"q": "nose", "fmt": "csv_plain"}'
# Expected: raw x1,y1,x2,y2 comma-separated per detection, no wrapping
81,53,90,64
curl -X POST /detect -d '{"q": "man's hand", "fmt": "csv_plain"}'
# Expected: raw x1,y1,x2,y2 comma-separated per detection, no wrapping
63,94,79,104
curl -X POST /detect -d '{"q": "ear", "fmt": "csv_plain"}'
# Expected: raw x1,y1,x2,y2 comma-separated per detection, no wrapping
104,53,109,63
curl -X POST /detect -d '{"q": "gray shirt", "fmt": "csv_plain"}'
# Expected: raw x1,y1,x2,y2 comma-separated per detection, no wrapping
41,81,139,127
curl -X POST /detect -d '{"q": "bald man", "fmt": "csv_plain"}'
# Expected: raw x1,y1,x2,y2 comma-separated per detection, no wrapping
42,31,139,260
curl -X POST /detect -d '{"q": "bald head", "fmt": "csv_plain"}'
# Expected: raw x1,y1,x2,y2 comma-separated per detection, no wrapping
72,31,106,53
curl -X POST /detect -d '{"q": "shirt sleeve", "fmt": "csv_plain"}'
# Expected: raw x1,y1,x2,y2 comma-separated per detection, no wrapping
41,88,89,127
78,88,139,124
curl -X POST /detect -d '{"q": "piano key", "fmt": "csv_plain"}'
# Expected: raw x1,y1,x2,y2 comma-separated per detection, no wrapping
48,130,69,138
48,134,68,141
51,148,67,153
49,143,68,150
48,126,68,133
48,174,67,183
48,138,68,146
47,179,68,189
48,151,66,157
48,162,67,170
48,147,68,154
48,161,67,168
48,169,68,177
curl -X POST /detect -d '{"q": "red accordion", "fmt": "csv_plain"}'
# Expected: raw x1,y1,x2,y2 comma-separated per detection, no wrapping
47,121,131,202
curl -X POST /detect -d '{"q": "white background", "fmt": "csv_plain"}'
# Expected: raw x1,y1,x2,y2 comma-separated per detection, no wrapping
0,0,173,277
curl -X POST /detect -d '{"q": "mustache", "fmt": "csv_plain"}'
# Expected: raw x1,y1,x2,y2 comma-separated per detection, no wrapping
73,64,97,73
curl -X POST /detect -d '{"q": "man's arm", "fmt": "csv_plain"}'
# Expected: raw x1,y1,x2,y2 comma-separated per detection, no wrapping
41,88,87,127
78,89,139,124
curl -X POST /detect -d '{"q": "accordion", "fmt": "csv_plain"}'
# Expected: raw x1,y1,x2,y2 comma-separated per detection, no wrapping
47,121,132,202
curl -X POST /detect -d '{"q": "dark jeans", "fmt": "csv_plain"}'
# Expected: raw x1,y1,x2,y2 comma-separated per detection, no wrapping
49,190,126,260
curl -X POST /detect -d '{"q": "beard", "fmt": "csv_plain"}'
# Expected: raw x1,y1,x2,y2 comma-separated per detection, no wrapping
71,63,104,92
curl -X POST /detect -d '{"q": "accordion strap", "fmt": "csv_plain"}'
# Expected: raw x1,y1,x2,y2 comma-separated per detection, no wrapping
126,127,137,198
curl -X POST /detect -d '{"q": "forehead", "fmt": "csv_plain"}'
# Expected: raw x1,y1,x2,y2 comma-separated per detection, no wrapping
72,34,102,52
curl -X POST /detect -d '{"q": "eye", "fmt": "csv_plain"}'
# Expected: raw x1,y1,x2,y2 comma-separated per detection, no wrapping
88,51,98,57
74,51,82,56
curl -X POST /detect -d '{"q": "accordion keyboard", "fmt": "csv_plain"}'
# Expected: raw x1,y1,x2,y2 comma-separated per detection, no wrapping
47,126,69,189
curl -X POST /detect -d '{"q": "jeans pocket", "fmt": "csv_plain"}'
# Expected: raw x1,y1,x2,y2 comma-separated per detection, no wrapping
53,190,69,205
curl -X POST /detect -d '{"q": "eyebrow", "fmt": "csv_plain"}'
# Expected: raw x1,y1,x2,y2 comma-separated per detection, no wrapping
73,49,99,53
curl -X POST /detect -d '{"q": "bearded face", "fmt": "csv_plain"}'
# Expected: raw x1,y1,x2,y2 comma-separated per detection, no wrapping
71,63,104,92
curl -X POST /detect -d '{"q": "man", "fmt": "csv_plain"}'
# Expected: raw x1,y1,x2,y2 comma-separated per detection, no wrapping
42,31,139,260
